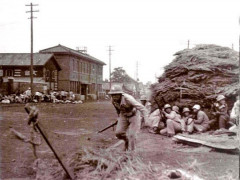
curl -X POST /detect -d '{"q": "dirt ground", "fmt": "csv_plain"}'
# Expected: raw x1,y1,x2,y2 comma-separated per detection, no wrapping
0,101,239,179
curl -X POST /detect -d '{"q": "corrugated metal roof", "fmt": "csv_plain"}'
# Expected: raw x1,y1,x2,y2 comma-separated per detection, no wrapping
39,44,106,65
0,53,54,66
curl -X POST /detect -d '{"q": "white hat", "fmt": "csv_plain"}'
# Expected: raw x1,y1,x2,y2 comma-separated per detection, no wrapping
172,106,179,113
108,85,124,95
164,104,171,109
219,105,226,109
193,104,201,110
216,95,225,102
183,107,190,113
140,95,147,101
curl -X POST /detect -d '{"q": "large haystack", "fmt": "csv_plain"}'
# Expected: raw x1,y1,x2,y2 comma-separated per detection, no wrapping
152,44,239,109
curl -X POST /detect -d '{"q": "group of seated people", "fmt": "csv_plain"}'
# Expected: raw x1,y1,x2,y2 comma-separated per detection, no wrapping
50,90,77,103
1,87,33,103
0,88,79,104
140,94,239,137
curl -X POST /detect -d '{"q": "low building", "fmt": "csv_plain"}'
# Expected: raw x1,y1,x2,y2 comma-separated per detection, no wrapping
40,44,106,100
0,53,61,95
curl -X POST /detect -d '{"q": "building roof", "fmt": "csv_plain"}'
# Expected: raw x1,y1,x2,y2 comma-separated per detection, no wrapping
0,53,61,70
39,44,106,65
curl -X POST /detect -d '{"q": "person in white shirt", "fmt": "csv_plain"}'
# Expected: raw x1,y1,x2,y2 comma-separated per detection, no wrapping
160,104,182,137
181,107,194,134
24,87,32,103
140,95,163,134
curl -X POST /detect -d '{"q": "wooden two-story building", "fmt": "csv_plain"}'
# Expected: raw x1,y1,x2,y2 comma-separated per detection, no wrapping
40,44,106,99
0,53,61,94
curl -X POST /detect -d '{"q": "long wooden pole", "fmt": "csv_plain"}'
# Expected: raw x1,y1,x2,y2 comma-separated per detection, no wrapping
24,106,74,179
26,3,38,95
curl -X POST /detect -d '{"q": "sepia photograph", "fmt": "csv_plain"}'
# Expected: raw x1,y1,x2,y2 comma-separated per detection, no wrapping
0,0,239,179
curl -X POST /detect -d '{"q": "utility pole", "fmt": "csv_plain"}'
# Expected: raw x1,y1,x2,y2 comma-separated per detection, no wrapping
135,61,139,81
95,65,98,100
26,3,39,95
232,43,234,50
108,46,113,89
187,40,190,49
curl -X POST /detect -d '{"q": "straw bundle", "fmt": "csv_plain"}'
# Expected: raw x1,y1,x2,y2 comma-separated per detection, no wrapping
152,44,239,109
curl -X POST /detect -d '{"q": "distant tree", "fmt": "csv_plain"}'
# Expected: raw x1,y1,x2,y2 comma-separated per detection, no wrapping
104,78,109,82
146,81,152,87
111,67,136,83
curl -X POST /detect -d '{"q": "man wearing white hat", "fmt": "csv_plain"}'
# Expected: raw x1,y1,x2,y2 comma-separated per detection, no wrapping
108,85,149,151
181,107,194,134
160,104,182,136
212,95,230,129
192,104,209,132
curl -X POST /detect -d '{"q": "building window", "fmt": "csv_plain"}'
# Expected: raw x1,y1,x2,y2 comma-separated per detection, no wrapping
52,71,55,80
70,59,73,71
6,69,13,76
72,59,75,71
46,70,50,81
99,66,103,75
74,60,78,72
86,63,89,74
89,64,91,74
79,62,81,73
14,69,21,77
25,70,30,76
92,64,95,74
96,65,98,75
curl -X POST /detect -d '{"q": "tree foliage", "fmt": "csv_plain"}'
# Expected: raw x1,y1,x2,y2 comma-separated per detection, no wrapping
111,67,136,83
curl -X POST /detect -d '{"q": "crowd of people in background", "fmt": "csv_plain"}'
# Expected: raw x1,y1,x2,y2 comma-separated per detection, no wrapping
140,94,239,137
0,87,83,104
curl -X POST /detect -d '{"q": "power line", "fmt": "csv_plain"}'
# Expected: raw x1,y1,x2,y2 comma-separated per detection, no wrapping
26,3,39,95
108,46,114,89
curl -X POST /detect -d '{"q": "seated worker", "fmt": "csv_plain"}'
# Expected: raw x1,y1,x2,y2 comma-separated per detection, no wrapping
160,104,182,137
229,96,239,130
34,91,43,102
140,95,163,134
181,107,194,134
230,96,239,122
212,95,230,129
192,104,209,132
172,106,181,120
140,95,151,127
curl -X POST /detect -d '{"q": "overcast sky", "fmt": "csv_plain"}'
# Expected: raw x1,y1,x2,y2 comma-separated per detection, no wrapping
0,0,239,83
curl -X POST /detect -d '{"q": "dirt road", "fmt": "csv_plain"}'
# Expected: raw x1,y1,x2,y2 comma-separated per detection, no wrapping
0,101,118,179
0,101,239,179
